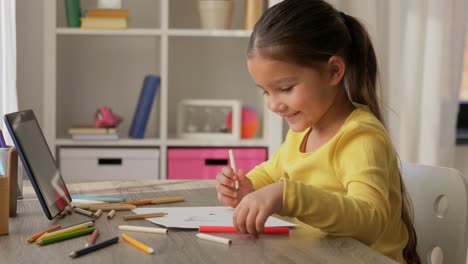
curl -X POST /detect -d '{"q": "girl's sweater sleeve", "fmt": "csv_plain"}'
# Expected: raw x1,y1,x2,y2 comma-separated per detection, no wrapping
279,124,394,245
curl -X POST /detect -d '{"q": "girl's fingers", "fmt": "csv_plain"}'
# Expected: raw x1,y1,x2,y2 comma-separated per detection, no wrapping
233,206,248,234
217,193,238,208
216,172,236,188
216,183,238,199
245,207,259,235
255,210,269,234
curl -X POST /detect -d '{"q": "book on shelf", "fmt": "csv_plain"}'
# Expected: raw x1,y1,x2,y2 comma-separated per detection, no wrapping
68,126,117,135
72,133,119,141
80,17,128,30
129,75,161,139
86,9,130,18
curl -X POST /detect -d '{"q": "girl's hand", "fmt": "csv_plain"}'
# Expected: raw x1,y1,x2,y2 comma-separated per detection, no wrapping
216,167,253,208
233,181,284,235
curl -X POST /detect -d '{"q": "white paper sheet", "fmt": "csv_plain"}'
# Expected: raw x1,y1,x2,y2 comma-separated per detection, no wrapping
132,206,296,229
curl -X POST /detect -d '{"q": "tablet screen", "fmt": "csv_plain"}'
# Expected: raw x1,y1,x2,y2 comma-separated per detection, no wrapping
4,110,71,219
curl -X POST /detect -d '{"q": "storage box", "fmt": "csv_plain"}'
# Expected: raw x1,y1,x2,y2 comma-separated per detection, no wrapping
59,147,159,182
167,147,267,179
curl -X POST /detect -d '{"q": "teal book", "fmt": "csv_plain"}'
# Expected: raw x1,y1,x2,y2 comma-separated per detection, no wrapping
65,0,81,28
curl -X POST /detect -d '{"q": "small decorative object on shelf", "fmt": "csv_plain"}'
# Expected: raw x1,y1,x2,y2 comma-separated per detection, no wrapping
198,0,234,29
177,99,241,140
245,0,264,30
227,106,259,139
94,106,123,128
97,0,122,9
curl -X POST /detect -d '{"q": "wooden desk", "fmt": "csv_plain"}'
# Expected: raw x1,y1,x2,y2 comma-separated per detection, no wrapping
0,180,397,264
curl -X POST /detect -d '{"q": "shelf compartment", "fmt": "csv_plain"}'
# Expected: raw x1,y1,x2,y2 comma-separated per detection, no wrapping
167,37,265,141
56,0,161,29
169,0,246,30
167,147,267,179
56,35,162,140
56,28,162,36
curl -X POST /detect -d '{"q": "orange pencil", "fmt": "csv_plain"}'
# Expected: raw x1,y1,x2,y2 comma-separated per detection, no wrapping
27,224,61,243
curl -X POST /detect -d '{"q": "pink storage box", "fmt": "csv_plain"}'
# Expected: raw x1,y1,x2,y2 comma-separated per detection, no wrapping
167,148,267,180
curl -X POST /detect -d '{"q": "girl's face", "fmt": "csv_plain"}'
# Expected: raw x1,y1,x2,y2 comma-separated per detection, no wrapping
247,55,339,132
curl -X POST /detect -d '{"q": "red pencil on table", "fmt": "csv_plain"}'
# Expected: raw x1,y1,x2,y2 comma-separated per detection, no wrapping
198,226,290,234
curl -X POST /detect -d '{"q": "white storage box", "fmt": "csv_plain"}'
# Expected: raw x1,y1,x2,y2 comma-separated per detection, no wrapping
59,147,159,182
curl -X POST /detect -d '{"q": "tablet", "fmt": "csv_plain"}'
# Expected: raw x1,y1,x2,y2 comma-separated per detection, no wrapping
4,110,71,219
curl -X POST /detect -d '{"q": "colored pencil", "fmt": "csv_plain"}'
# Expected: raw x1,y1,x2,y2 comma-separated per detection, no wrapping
38,227,96,246
228,149,239,190
121,233,154,254
76,204,136,211
27,224,61,243
198,226,290,234
70,236,119,258
196,233,232,245
85,228,100,247
150,196,185,204
123,212,167,221
118,225,168,234
36,221,95,243
71,195,126,202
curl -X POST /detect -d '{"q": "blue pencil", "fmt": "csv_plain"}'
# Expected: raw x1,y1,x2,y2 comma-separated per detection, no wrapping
71,195,126,202
69,236,119,258
0,129,7,148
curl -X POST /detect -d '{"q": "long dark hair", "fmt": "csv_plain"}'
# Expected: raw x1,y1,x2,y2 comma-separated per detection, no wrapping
248,1,420,263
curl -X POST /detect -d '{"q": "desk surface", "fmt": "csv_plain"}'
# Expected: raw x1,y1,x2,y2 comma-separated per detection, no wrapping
0,180,397,264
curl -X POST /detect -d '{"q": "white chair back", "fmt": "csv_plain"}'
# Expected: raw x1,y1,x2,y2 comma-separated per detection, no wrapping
401,163,468,264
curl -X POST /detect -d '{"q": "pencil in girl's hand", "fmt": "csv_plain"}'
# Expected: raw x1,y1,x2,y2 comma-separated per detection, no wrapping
85,228,100,247
27,224,61,243
121,233,154,254
228,149,239,190
70,236,119,258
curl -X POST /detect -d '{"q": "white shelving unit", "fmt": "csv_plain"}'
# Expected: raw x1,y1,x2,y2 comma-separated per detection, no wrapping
44,0,283,180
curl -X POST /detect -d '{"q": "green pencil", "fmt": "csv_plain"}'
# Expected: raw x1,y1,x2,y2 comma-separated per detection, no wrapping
38,227,96,246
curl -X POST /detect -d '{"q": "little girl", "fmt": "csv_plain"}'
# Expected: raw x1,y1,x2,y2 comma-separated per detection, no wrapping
215,1,420,263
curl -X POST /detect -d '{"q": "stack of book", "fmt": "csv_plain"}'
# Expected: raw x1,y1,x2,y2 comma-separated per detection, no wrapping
80,8,129,30
68,126,119,141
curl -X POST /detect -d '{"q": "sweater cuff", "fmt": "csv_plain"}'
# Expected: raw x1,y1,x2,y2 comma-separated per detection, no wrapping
278,177,294,216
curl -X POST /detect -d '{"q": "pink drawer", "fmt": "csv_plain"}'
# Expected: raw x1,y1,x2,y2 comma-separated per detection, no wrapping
167,148,267,180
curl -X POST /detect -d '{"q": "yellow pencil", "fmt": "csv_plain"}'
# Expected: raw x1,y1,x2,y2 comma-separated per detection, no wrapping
121,233,154,254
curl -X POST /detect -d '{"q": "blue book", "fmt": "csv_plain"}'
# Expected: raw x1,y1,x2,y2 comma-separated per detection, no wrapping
129,75,160,138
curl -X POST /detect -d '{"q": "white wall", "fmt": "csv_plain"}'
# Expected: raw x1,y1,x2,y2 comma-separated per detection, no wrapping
16,1,44,124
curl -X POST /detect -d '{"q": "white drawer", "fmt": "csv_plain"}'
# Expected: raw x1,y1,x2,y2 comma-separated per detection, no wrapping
59,147,159,182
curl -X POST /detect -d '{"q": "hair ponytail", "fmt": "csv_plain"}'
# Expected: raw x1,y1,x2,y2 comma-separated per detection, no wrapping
339,14,383,123
341,14,421,264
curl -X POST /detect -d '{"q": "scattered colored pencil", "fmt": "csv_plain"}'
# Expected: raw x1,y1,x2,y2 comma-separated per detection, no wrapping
70,236,119,258
38,227,96,246
121,233,154,254
27,224,61,243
